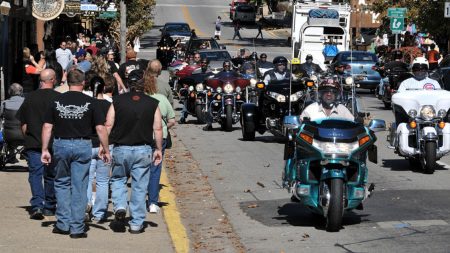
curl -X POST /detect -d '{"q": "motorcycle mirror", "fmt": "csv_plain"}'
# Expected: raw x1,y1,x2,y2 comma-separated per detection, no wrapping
368,145,378,164
368,119,386,132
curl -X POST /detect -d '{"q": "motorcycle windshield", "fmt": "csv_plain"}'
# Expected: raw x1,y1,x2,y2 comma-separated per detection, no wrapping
265,80,305,94
303,119,366,143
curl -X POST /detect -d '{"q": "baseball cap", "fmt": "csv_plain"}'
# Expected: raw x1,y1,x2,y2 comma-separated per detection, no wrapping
76,49,86,58
128,69,144,82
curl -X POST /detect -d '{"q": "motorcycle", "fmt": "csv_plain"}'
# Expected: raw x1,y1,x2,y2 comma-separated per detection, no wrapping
240,79,314,140
376,68,413,109
206,76,250,131
389,89,450,174
156,40,175,69
282,116,384,231
178,72,214,124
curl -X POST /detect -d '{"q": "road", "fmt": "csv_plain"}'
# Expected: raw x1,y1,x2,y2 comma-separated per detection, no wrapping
141,1,450,252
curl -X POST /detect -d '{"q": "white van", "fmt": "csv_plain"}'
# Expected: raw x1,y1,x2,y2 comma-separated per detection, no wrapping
234,4,256,23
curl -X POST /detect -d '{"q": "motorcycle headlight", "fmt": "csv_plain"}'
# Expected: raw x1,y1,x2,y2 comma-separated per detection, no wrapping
438,109,447,118
268,91,286,103
236,86,241,93
189,86,194,92
408,109,418,118
313,140,359,155
420,105,436,120
345,77,354,85
195,83,204,92
310,75,318,82
224,83,234,93
216,87,222,93
289,91,303,102
250,78,257,87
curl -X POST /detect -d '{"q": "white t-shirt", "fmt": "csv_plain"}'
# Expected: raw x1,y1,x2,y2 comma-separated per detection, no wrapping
300,102,355,121
55,48,73,71
397,77,441,93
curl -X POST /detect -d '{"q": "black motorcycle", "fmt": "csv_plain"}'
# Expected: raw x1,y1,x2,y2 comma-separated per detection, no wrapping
376,67,413,109
156,39,175,69
240,79,313,140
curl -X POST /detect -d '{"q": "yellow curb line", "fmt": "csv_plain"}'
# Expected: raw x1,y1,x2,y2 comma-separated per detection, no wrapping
182,5,207,37
160,166,190,253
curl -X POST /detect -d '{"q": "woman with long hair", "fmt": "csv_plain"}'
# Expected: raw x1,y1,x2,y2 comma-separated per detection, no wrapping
22,47,43,92
91,55,125,95
143,61,176,213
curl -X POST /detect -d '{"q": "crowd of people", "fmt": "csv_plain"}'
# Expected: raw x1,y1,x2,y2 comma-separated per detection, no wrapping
3,32,176,238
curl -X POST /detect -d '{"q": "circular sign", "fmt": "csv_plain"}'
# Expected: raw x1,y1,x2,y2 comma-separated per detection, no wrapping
32,0,65,21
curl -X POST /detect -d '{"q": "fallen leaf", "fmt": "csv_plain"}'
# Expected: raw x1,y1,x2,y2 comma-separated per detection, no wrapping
257,182,265,188
247,203,258,208
244,189,251,193
264,162,271,167
302,233,310,238
216,162,222,165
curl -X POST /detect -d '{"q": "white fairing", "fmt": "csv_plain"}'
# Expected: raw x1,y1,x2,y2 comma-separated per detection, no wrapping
392,90,450,113
397,123,415,156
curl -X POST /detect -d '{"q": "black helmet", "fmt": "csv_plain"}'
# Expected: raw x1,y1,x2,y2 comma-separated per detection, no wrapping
273,56,288,66
392,50,403,60
260,53,267,59
318,79,341,109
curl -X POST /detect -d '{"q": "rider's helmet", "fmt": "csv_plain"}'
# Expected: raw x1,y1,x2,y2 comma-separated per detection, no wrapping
305,54,313,64
392,50,403,60
273,56,288,74
318,79,341,109
222,60,232,72
260,53,267,61
411,57,429,81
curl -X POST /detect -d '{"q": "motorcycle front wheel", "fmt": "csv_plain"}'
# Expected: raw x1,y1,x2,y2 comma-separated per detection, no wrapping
195,104,206,124
422,141,437,174
326,178,344,232
225,104,233,132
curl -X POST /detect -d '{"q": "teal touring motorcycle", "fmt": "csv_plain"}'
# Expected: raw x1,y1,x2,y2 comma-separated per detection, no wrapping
282,116,385,232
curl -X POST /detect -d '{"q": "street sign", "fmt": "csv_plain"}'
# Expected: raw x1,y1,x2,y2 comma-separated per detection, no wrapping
390,17,404,34
98,11,117,19
445,2,450,18
388,8,407,18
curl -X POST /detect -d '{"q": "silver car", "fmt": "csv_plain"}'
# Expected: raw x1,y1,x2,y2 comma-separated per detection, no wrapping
198,49,232,74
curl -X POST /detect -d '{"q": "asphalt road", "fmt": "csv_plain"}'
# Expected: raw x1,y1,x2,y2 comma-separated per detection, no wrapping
141,1,450,252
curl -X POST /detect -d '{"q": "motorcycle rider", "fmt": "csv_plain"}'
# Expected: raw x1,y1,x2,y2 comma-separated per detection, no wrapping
298,54,323,77
192,58,213,75
397,57,441,93
378,50,409,97
263,56,292,85
300,79,354,121
256,53,274,78
215,60,240,79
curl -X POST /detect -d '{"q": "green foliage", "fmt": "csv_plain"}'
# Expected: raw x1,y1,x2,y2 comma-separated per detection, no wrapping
370,0,450,37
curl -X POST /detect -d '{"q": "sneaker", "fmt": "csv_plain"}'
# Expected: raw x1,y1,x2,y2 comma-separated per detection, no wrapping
30,208,44,220
43,209,56,216
149,204,160,214
70,233,88,239
115,209,126,222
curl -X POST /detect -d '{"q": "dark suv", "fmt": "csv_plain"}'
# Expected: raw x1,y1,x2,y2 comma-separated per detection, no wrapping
160,22,192,44
184,37,224,56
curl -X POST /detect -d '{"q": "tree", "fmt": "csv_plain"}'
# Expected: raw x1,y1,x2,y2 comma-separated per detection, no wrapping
105,0,156,48
370,0,450,40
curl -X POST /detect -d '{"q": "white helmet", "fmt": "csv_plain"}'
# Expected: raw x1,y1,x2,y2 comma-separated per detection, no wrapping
411,57,429,69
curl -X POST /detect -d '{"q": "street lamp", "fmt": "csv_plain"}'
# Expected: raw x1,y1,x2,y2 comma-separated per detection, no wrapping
0,0,11,102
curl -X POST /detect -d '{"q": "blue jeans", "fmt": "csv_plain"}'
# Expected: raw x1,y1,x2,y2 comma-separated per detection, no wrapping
110,145,152,230
27,149,56,211
53,139,92,234
148,140,166,206
87,146,111,220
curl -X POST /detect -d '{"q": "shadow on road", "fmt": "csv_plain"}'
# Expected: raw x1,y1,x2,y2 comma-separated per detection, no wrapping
239,135,286,144
382,158,447,173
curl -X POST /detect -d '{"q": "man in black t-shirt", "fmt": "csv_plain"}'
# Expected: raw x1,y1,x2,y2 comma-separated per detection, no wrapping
105,74,163,234
41,69,111,239
17,69,60,220
118,48,148,88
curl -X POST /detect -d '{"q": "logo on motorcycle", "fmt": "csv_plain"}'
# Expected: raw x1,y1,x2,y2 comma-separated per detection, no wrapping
423,83,435,90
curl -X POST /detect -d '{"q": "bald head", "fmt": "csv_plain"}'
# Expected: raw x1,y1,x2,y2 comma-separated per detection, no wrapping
147,59,162,77
40,69,57,88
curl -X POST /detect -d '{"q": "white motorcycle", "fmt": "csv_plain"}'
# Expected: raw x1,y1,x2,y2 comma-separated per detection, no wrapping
389,90,450,174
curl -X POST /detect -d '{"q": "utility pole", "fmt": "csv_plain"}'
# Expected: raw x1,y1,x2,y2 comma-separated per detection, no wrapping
120,0,126,64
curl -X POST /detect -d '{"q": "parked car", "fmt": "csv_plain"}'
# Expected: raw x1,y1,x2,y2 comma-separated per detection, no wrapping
184,37,224,56
160,22,192,44
229,0,250,20
329,51,381,90
234,4,256,24
198,49,232,74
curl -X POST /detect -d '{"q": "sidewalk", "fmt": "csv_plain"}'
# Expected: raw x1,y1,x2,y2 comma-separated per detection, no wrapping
0,159,175,253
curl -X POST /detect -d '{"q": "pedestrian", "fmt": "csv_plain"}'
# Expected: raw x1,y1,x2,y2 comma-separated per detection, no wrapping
41,69,111,239
232,20,243,40
147,59,174,105
2,83,25,163
255,22,263,39
55,40,73,71
17,69,60,220
118,48,148,92
91,54,126,95
75,49,91,73
22,47,42,93
106,69,163,234
143,65,176,214
214,16,222,40
427,43,440,71
86,75,114,223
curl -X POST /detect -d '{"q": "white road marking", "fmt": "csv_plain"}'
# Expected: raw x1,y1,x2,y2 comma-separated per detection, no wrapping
156,4,228,8
377,220,448,229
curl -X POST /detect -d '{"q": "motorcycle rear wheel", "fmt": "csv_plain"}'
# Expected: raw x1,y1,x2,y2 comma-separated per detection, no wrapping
326,178,344,232
422,141,437,174
195,104,206,124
